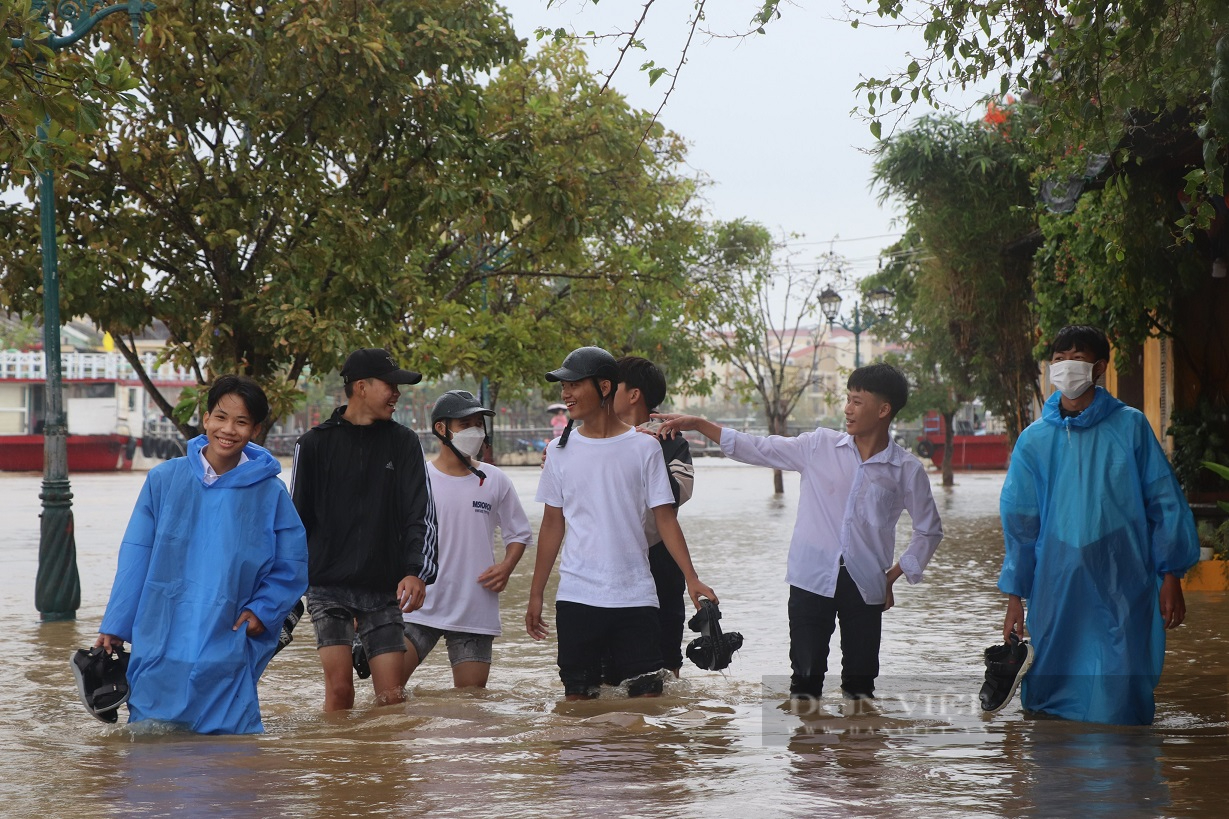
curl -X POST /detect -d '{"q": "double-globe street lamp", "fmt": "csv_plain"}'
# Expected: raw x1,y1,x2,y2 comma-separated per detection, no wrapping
10,0,154,620
818,284,894,369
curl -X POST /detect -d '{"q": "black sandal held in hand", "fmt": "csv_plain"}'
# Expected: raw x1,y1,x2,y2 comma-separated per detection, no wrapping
70,646,130,724
686,598,743,671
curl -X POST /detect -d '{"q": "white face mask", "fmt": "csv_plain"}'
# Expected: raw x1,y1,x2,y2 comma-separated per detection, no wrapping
1049,359,1095,400
449,427,485,459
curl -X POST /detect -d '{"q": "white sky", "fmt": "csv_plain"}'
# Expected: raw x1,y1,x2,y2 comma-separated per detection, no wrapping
500,0,992,286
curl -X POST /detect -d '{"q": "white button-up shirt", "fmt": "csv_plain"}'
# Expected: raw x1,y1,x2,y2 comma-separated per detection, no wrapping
200,449,249,486
721,426,943,605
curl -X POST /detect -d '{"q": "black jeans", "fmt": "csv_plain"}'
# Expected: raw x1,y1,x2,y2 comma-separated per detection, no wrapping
788,567,884,699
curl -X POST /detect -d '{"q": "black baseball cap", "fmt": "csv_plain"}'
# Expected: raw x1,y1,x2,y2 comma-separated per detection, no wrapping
340,348,422,385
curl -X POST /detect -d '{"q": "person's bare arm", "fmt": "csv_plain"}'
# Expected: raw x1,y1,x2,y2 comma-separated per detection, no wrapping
1158,573,1186,629
479,542,527,593
653,504,717,608
884,563,903,611
1003,594,1025,642
526,505,564,640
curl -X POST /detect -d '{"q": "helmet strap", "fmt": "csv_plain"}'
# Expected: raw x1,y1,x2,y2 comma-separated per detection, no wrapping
432,424,487,485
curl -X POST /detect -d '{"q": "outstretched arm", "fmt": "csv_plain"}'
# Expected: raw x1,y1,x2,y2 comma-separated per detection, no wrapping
652,413,722,444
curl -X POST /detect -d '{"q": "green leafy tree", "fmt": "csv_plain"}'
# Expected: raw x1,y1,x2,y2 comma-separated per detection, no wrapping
871,110,1041,441
1,1,139,172
0,1,713,438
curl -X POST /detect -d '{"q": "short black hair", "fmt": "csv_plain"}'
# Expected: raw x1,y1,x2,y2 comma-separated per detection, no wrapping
206,375,269,425
615,356,667,410
1049,325,1110,362
847,363,908,419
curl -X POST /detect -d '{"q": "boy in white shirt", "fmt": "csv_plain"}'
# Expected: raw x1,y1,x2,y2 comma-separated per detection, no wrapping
525,346,718,700
655,363,943,702
402,390,533,689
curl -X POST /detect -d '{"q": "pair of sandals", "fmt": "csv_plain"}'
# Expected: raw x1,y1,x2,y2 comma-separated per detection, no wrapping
70,599,309,723
686,598,744,672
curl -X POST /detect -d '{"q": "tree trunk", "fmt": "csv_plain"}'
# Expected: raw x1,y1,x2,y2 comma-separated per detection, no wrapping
941,410,955,487
768,408,787,495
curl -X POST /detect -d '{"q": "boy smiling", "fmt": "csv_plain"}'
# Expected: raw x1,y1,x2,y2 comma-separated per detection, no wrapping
526,346,718,700
655,363,943,702
95,376,308,734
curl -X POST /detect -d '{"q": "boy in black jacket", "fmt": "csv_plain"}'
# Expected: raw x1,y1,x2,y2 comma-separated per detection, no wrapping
613,356,695,677
291,348,438,711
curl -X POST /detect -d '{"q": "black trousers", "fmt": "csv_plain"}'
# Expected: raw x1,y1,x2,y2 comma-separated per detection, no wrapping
788,566,884,698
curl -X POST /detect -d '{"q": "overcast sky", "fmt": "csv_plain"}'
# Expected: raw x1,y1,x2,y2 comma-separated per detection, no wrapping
500,0,991,287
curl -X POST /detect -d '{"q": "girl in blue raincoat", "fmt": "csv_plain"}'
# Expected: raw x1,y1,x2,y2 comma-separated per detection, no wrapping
96,376,308,734
998,326,1199,725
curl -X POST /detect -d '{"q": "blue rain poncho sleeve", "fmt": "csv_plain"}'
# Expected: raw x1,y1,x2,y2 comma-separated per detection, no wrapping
240,489,310,639
998,445,1042,600
98,478,159,642
1135,419,1200,578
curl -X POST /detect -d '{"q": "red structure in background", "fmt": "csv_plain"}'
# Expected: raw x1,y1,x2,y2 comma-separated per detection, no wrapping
916,411,1010,470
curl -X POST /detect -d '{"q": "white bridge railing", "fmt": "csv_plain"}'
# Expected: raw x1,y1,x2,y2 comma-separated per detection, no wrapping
0,351,196,383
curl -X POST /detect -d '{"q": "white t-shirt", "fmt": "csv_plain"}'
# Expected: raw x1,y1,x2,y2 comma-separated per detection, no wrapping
405,462,533,636
535,427,676,608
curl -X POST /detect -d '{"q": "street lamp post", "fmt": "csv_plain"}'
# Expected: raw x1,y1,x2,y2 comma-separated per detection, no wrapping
11,0,154,620
818,284,894,368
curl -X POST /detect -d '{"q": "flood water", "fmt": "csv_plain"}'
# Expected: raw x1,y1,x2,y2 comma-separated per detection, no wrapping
1,461,1225,817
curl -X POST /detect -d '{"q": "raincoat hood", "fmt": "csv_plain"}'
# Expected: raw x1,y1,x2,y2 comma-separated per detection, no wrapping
188,434,282,488
1040,385,1120,429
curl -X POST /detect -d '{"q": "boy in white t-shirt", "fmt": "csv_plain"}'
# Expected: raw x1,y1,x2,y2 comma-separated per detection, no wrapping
525,346,718,700
402,390,533,688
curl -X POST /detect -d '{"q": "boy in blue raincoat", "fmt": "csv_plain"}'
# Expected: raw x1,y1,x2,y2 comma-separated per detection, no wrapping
96,376,308,734
998,326,1199,725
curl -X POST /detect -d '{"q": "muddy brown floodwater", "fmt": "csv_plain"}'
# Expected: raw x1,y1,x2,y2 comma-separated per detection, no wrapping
0,461,1224,817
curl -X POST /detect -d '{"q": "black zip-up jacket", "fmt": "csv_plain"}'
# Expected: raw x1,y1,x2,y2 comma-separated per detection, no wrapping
290,406,438,592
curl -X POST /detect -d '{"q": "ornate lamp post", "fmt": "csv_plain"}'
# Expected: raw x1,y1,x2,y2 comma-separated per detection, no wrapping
10,0,154,620
818,284,894,368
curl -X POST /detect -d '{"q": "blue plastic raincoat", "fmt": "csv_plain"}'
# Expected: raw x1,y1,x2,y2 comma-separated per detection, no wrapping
998,388,1199,725
100,435,308,734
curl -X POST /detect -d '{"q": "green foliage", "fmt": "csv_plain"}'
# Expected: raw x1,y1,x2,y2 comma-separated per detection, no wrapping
1196,518,1229,559
1168,399,1229,493
862,230,970,425
1,0,140,171
870,109,1041,438
1034,169,1206,356
0,2,713,433
855,1,1229,153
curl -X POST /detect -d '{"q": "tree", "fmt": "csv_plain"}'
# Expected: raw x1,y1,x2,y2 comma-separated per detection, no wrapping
863,230,972,486
871,108,1041,441
1,1,139,172
853,2,1229,153
692,219,840,493
0,2,714,438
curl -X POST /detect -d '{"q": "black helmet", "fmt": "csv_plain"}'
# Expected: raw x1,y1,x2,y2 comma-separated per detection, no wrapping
545,346,618,383
431,390,495,425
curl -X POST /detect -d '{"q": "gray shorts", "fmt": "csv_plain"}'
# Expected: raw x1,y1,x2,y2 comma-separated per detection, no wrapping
307,585,407,658
403,622,494,666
